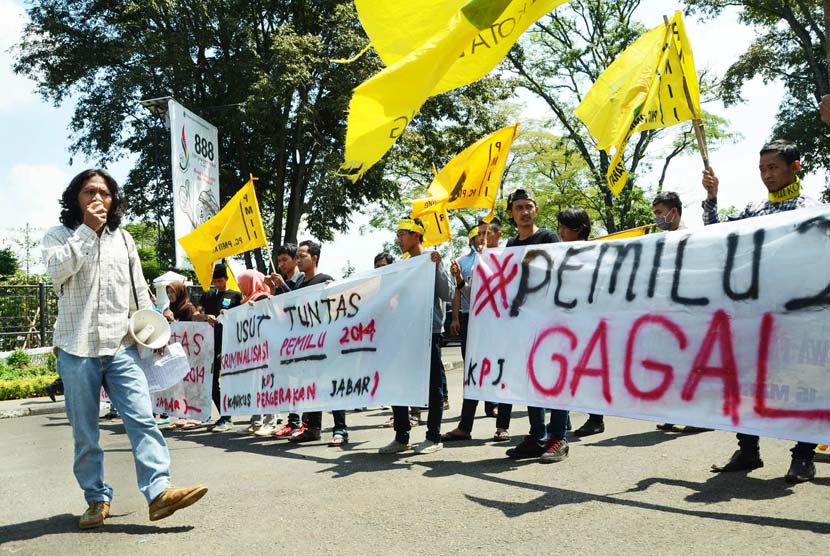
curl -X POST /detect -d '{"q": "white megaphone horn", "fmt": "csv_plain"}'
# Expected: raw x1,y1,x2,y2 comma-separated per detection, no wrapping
129,309,171,359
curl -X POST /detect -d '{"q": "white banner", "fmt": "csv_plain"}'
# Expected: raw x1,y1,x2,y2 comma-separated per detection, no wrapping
466,206,830,445
169,98,220,269
152,322,215,422
218,256,435,415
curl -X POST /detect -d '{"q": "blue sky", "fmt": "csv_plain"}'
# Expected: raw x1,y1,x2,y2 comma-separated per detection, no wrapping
1,0,826,278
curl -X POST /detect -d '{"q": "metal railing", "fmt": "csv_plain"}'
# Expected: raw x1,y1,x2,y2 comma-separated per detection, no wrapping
0,283,58,352
0,283,212,352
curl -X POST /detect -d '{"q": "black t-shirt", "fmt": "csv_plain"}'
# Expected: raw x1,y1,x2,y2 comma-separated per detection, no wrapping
198,288,242,352
506,228,560,247
298,273,333,288
199,288,243,316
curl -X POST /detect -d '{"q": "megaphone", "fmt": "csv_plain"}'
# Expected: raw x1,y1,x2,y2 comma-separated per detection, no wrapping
129,309,171,359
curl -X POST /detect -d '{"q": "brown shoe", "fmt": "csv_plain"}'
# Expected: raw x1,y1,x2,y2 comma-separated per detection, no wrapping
149,484,208,521
79,501,110,529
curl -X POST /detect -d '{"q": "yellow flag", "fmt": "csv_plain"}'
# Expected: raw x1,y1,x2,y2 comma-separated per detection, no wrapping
178,178,267,291
576,11,701,197
355,0,569,96
224,259,241,293
592,225,653,241
342,0,568,182
420,204,452,248
411,124,519,222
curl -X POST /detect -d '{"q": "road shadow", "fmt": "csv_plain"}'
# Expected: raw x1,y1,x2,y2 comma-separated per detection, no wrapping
454,469,830,534
618,471,807,503
0,513,193,544
585,429,709,449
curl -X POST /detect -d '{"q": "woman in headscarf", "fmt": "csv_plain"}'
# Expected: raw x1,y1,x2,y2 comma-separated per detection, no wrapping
163,281,198,322
237,269,272,305
236,269,279,434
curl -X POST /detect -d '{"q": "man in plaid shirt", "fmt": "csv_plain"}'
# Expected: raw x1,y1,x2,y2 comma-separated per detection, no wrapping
43,169,208,529
702,140,821,483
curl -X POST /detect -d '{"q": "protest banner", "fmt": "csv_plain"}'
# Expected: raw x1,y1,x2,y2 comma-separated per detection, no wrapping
218,255,435,415
151,322,215,422
169,99,221,268
465,206,830,444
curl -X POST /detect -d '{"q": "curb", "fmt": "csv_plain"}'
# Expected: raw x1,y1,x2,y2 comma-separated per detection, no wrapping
0,404,67,420
0,359,466,420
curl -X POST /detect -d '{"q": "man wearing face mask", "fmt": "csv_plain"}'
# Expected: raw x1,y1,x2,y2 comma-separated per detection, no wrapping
652,191,685,232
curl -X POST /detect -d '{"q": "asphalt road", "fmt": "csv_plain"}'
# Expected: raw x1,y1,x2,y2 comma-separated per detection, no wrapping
1,353,828,555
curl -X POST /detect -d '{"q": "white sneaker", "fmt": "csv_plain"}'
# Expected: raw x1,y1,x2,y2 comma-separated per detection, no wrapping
414,441,443,455
246,422,263,434
254,424,276,437
379,440,410,454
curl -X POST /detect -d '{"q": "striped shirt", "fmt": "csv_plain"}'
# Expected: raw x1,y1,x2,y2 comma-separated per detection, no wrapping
42,224,152,357
702,195,820,225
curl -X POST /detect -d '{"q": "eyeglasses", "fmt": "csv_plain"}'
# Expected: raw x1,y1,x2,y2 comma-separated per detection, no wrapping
80,188,112,200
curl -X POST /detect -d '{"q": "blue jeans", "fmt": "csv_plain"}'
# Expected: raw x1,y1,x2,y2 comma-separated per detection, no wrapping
58,347,171,505
527,406,569,442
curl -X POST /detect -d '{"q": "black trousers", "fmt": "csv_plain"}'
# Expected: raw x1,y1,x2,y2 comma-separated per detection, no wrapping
392,333,445,443
737,433,816,460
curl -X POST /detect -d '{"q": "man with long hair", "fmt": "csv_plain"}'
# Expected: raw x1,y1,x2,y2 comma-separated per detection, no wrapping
42,168,207,529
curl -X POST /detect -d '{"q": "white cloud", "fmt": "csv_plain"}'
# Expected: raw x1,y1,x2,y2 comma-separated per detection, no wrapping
0,163,69,272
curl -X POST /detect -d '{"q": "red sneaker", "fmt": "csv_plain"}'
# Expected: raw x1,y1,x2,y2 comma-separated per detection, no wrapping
272,423,297,438
288,423,308,440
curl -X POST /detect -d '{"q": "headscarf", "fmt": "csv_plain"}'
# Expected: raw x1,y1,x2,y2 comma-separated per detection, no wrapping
238,270,272,304
167,281,196,321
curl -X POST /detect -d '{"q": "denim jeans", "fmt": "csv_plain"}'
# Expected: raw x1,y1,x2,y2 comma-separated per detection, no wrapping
58,347,171,505
392,333,445,443
304,410,347,434
527,406,569,442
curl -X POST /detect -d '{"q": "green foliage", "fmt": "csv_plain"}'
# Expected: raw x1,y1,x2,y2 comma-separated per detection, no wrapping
125,222,164,281
5,350,31,369
684,0,830,190
0,247,18,276
0,375,59,401
0,361,55,381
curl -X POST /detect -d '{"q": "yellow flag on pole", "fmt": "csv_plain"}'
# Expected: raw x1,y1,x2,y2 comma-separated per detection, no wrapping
576,11,701,197
178,177,268,291
342,0,569,182
420,204,452,248
354,0,570,96
411,124,520,222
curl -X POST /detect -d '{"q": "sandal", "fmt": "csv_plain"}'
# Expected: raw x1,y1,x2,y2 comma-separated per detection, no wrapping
441,429,472,442
169,418,188,429
181,420,206,430
329,432,348,446
381,417,395,428
493,428,510,442
408,416,422,427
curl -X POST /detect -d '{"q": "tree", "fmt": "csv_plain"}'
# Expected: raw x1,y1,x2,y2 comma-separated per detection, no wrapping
124,222,163,281
685,0,830,190
7,224,41,280
15,0,511,272
0,247,18,277
506,0,733,232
